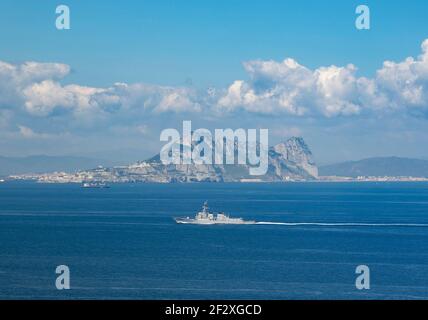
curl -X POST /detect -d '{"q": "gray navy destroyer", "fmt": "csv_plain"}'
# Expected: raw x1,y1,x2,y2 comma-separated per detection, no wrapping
175,202,255,225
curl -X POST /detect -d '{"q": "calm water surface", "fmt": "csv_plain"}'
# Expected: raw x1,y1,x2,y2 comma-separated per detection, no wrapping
0,181,427,299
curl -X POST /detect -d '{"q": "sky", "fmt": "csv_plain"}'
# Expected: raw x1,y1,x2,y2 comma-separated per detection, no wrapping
0,0,428,165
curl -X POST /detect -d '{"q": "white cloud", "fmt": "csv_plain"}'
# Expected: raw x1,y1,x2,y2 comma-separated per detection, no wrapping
0,61,70,111
218,39,428,117
23,80,106,116
217,58,361,117
371,39,428,112
1,39,428,123
0,62,202,118
0,61,69,85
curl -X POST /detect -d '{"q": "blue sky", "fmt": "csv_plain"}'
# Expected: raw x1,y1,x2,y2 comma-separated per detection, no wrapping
1,0,427,87
0,0,428,164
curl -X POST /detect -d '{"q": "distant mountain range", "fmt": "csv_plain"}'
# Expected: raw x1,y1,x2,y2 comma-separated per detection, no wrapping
0,155,114,176
80,136,318,182
319,157,428,178
6,146,428,183
11,137,319,183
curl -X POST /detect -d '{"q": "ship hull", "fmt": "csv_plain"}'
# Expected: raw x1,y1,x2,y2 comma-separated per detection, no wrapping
174,217,256,225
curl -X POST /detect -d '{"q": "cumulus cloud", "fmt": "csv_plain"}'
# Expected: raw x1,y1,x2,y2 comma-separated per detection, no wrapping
1,39,428,122
99,83,202,113
0,61,202,118
217,58,362,117
0,61,69,111
22,81,107,116
0,61,69,85
370,39,428,112
218,39,428,117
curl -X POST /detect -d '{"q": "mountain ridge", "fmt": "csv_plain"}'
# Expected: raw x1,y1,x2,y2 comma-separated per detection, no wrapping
10,137,318,183
117,136,319,182
319,156,428,178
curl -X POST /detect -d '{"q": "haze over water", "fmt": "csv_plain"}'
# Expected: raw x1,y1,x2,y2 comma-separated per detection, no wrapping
1,181,427,299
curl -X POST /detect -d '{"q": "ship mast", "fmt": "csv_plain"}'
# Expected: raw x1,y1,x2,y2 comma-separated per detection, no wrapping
203,201,209,213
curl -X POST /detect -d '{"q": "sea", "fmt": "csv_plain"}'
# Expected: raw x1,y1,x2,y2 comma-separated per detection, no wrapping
0,181,427,299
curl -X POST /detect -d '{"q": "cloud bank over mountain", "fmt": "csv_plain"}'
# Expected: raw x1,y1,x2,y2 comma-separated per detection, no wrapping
1,39,428,162
218,39,428,117
1,39,428,120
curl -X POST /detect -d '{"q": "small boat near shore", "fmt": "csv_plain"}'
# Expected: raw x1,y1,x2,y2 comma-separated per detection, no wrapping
82,182,110,188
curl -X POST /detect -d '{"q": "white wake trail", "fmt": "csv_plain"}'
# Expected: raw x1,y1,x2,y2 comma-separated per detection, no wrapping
255,222,428,227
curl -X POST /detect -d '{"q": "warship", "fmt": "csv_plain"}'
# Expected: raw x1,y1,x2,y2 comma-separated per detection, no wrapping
175,202,255,225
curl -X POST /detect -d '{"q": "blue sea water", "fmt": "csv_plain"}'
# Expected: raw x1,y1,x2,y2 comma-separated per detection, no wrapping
0,181,427,299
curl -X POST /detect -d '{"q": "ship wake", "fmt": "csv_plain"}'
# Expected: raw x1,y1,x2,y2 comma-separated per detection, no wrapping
255,222,428,227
